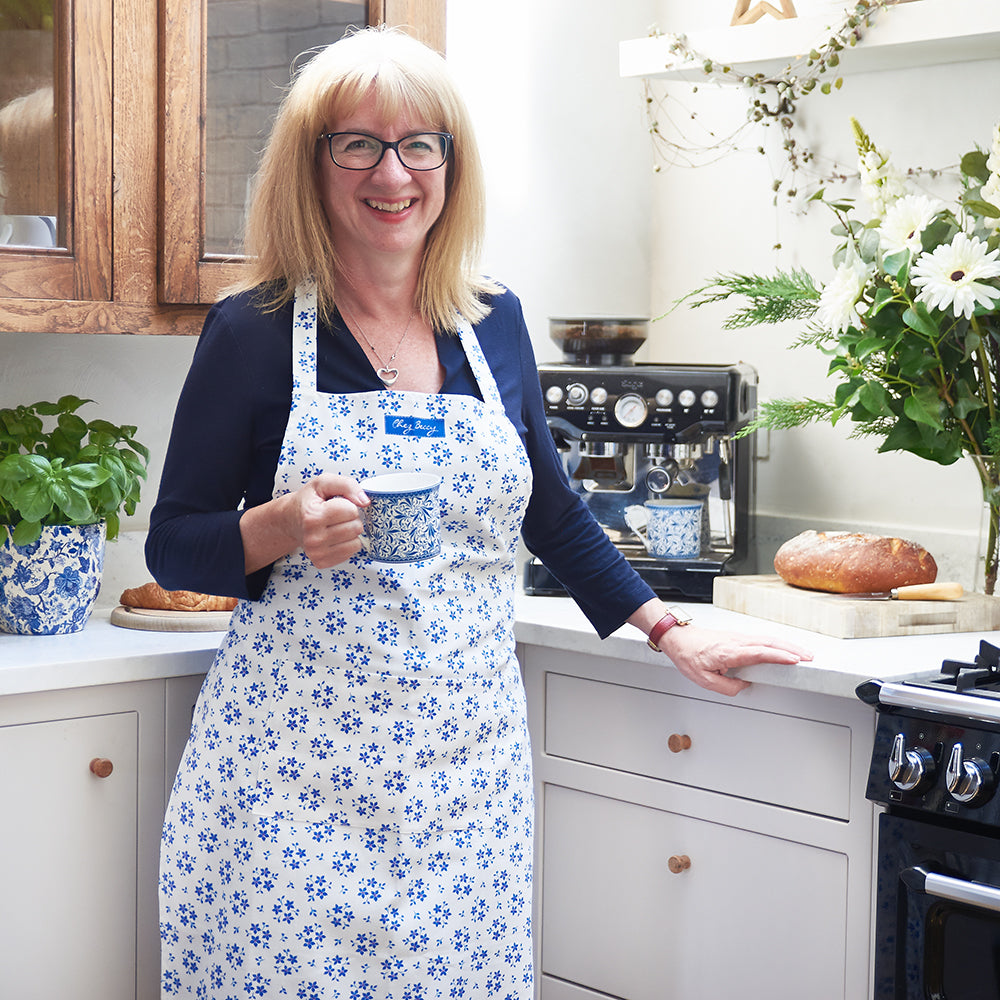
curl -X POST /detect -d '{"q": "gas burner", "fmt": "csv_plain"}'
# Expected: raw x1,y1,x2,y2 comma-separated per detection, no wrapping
939,639,1000,693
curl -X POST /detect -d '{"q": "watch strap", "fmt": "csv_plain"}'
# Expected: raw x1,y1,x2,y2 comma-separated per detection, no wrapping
646,606,692,651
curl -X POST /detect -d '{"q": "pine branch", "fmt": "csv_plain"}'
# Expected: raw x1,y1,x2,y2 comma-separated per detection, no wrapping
678,269,820,329
744,397,837,434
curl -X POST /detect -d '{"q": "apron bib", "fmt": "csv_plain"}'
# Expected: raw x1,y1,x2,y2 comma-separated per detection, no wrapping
160,282,535,999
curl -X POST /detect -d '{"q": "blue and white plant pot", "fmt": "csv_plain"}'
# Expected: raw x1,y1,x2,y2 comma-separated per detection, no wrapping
0,521,106,635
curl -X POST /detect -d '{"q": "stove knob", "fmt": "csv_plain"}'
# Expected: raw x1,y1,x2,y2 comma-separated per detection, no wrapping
888,733,936,792
945,742,996,805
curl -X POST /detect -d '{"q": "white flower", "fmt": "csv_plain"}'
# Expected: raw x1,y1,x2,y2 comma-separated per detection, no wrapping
816,248,872,335
911,232,1000,319
879,195,945,256
984,121,1000,232
858,147,908,220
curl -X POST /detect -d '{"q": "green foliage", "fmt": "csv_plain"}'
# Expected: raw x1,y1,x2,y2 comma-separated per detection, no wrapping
0,396,149,545
682,270,821,329
0,0,53,31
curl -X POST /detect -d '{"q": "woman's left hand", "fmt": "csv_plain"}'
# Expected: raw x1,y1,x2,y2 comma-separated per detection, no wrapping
656,623,813,696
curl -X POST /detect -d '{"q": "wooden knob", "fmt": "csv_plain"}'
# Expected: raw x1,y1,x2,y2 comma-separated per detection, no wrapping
668,854,691,874
89,757,114,778
667,733,692,753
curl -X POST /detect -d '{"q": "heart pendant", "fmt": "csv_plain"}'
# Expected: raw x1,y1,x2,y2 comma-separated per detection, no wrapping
377,366,399,385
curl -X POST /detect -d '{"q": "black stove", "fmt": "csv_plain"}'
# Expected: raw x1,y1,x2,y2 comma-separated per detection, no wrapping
858,641,1000,998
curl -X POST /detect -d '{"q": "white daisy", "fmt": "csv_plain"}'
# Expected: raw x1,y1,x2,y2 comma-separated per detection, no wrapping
816,248,872,335
879,195,945,256
911,232,1000,319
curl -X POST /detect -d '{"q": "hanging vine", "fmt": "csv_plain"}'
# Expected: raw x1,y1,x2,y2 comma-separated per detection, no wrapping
643,0,932,201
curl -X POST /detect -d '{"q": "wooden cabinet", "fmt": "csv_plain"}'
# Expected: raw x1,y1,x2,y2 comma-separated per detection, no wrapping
0,0,444,335
520,644,877,1000
0,673,207,1000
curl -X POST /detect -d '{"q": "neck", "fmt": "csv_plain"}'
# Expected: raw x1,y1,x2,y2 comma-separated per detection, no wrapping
334,258,420,322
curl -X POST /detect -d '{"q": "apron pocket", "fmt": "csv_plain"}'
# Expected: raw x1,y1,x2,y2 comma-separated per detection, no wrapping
251,658,517,833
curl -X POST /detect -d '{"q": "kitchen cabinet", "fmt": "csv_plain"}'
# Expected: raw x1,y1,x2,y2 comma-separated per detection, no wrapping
619,0,1000,81
0,0,444,335
0,672,206,1000
520,643,877,1000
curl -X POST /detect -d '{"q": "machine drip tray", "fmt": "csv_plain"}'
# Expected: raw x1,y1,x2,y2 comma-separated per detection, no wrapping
523,555,728,603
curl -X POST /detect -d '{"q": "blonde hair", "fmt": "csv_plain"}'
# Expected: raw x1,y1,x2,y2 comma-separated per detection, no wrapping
231,27,496,332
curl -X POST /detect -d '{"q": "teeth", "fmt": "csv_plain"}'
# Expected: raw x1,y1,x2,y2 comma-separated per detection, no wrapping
366,199,413,213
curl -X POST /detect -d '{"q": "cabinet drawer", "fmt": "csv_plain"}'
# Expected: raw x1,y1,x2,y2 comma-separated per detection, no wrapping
541,784,848,1000
544,672,851,818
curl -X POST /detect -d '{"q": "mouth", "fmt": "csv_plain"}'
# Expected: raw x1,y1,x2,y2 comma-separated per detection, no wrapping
364,198,414,214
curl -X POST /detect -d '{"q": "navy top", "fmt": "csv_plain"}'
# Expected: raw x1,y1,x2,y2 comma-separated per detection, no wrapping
145,286,655,638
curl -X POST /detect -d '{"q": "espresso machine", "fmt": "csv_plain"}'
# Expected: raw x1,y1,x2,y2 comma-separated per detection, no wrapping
523,318,758,601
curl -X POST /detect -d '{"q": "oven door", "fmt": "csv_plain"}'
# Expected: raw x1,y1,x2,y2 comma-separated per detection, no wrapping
876,812,1000,999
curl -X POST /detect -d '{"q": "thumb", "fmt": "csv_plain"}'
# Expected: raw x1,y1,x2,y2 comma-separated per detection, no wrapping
312,473,369,507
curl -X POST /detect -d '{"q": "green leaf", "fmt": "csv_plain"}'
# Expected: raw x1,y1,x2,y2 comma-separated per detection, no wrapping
903,387,945,430
858,226,880,262
961,150,990,183
882,250,910,284
65,464,111,490
11,519,42,546
857,380,893,416
965,197,1000,220
902,304,941,339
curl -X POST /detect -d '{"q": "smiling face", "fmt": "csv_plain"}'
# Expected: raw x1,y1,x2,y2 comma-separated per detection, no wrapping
316,91,448,272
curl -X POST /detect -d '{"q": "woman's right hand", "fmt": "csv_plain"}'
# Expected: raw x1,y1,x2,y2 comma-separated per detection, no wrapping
240,474,370,573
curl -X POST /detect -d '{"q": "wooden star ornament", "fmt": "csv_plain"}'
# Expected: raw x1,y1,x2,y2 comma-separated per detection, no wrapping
731,0,797,25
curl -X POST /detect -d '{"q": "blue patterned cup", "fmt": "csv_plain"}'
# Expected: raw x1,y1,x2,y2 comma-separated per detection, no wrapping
644,498,702,560
359,472,442,563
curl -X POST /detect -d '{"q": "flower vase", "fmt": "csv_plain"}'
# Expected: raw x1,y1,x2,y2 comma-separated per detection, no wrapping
0,521,106,634
972,457,1000,596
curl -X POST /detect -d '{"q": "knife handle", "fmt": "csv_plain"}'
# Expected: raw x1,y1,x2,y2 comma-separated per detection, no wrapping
893,582,964,600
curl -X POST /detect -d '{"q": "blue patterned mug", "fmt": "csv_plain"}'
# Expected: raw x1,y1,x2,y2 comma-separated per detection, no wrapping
644,498,703,560
359,472,442,563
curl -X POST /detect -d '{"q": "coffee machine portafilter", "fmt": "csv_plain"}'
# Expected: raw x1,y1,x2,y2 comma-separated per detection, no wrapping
523,355,758,602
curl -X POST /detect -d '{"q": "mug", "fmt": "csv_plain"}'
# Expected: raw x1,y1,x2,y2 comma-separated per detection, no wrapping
359,472,442,563
644,498,703,560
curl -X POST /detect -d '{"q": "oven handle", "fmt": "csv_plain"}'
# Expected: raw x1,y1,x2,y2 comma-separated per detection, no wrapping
901,866,1000,914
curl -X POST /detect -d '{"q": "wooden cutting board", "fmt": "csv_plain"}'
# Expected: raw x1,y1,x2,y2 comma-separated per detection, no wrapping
713,574,1000,639
110,605,233,633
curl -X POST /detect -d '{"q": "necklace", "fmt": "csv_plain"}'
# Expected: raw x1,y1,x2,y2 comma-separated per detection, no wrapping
339,302,416,386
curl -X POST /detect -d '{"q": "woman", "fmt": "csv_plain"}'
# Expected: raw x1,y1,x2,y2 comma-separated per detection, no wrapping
148,27,810,999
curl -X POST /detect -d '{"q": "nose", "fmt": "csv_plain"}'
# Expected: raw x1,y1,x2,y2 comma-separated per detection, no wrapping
370,145,411,182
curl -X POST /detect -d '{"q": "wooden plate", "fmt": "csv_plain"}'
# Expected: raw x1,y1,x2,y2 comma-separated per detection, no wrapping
110,605,233,632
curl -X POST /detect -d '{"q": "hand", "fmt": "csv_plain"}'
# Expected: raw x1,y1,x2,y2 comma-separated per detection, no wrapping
657,624,813,697
292,474,370,569
241,474,369,573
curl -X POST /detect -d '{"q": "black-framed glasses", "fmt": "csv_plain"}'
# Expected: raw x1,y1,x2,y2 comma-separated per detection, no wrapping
317,131,453,171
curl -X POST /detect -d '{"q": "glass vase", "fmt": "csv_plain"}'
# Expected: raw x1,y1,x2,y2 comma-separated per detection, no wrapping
971,456,1000,596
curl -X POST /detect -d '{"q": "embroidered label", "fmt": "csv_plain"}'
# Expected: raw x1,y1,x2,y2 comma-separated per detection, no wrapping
385,415,446,438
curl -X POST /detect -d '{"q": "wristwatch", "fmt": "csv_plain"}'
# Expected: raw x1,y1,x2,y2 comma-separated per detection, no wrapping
646,606,693,651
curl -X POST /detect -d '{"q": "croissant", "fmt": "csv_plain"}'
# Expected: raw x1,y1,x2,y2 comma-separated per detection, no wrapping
119,581,238,613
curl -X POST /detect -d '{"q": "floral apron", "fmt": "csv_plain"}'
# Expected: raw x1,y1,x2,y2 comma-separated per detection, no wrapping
160,282,534,999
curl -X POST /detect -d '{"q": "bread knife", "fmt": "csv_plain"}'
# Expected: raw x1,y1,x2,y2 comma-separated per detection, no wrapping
837,582,964,601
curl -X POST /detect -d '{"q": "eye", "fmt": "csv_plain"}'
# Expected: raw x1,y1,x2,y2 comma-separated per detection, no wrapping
336,134,380,155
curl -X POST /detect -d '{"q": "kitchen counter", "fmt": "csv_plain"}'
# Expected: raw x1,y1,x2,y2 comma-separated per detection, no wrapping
2,592,995,699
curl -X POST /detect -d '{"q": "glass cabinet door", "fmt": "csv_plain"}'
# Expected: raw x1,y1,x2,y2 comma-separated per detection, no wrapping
162,0,445,306
0,0,112,301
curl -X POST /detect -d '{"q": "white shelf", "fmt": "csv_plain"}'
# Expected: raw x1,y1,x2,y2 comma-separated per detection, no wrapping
619,0,1000,81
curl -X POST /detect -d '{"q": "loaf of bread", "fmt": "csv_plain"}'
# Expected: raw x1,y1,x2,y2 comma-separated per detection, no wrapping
119,582,238,613
773,530,937,594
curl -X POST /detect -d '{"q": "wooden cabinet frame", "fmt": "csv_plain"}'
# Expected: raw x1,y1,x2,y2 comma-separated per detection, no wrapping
0,0,445,335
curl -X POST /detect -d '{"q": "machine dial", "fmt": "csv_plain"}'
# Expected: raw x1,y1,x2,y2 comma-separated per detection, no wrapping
655,388,674,408
946,742,995,805
678,389,696,408
566,382,588,407
888,733,936,793
590,387,608,405
701,389,720,409
545,385,564,405
613,392,649,429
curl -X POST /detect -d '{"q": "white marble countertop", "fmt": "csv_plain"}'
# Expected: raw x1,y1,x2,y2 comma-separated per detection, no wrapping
1,593,996,700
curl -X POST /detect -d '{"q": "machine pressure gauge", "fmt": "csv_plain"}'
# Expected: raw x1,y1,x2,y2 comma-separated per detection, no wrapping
614,392,649,429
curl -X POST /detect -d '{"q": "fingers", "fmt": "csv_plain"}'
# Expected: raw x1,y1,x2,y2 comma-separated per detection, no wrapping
312,473,370,508
298,476,368,568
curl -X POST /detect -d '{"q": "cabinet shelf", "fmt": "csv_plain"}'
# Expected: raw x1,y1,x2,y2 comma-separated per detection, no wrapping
619,0,1000,81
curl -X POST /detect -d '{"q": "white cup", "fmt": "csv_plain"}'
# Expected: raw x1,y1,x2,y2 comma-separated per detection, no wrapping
358,472,442,563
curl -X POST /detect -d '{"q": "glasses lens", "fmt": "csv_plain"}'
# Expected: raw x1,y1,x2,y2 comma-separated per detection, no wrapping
328,133,383,169
396,133,450,170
